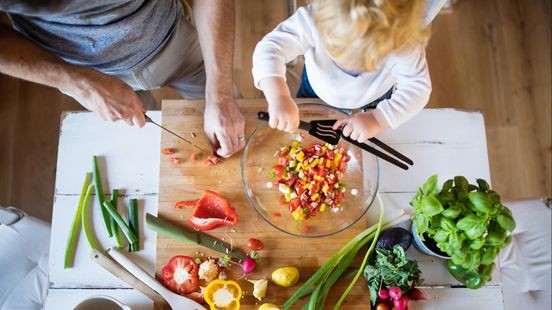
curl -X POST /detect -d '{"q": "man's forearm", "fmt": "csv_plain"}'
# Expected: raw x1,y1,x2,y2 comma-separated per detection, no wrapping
0,22,86,94
193,0,235,101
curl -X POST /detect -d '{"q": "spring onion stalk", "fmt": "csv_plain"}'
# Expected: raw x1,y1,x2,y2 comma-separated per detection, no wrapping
282,204,407,309
334,196,385,309
109,189,123,248
128,198,140,252
93,155,112,237
82,184,100,250
103,200,138,247
64,172,92,269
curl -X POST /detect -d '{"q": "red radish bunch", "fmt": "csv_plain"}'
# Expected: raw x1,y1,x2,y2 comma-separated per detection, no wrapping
376,286,428,310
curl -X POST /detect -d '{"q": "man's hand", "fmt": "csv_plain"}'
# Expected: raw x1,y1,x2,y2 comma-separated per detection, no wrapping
332,111,386,143
66,69,146,127
203,96,245,158
267,95,300,132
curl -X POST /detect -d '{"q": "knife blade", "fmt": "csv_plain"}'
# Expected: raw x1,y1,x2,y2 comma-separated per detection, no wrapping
144,114,209,153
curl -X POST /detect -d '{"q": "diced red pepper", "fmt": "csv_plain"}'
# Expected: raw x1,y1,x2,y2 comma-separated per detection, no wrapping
161,148,176,155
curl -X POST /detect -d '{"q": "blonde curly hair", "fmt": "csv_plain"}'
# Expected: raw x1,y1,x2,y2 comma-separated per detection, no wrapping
314,0,430,72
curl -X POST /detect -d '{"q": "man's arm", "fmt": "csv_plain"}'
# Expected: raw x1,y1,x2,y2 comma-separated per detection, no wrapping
0,22,145,127
193,0,245,158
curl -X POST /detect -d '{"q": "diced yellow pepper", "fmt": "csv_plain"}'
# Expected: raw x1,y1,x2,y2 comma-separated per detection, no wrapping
320,203,327,212
313,175,323,181
311,193,320,201
292,140,300,148
322,183,329,193
326,159,332,168
292,208,304,221
296,151,305,161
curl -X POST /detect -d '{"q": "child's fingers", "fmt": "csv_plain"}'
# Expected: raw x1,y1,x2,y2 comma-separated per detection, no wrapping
350,129,361,141
341,123,353,137
269,116,278,129
332,117,349,130
357,133,369,144
277,118,287,131
285,120,296,133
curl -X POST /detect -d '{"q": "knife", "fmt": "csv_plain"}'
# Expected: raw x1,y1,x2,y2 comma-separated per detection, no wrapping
144,114,209,153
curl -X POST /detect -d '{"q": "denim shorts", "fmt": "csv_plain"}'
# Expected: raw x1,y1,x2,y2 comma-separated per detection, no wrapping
296,66,393,113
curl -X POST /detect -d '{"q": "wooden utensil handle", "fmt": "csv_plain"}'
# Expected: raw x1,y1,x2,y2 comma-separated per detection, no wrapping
90,249,169,309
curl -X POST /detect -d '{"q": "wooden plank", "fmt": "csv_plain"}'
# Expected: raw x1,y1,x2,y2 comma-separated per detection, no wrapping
156,99,495,308
54,112,162,195
45,288,153,310
49,112,162,288
410,286,504,310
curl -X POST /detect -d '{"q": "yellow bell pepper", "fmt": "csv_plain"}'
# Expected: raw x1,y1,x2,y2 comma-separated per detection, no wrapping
204,280,242,310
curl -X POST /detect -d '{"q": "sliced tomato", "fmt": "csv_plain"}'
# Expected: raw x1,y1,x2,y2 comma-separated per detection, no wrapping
186,190,238,231
161,256,199,295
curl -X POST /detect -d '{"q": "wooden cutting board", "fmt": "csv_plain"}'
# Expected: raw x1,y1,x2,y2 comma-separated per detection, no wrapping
157,99,378,309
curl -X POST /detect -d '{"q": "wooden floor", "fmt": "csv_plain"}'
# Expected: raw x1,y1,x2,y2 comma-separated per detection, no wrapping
1,0,550,222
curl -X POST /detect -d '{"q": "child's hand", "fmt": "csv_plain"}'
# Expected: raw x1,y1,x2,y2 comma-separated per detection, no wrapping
332,111,385,143
268,95,300,132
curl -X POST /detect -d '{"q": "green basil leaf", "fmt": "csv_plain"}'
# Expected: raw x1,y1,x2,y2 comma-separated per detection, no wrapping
440,217,456,231
442,204,462,219
448,233,462,251
468,184,478,192
465,220,487,240
466,250,481,270
454,176,469,192
501,235,513,248
488,191,501,205
420,196,444,216
434,230,449,242
468,192,493,214
413,214,429,236
456,214,481,231
469,237,485,250
476,179,490,192
422,174,439,196
497,213,516,232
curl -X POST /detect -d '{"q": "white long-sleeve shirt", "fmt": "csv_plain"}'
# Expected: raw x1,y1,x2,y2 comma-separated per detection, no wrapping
252,3,443,129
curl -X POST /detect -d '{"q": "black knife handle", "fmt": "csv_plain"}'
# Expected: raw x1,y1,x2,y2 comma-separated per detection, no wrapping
342,136,409,170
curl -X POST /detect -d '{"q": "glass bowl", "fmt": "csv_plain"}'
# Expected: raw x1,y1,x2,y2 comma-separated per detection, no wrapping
241,103,380,238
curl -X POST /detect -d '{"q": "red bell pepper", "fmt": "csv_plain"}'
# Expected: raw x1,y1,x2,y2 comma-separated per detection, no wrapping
161,255,199,295
174,190,238,231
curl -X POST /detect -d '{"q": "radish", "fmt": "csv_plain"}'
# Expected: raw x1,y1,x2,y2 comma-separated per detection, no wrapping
242,257,256,275
408,287,429,301
389,286,402,300
378,288,390,300
393,295,410,310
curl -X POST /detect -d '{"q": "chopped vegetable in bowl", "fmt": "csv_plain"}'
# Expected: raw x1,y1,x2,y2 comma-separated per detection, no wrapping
270,140,350,220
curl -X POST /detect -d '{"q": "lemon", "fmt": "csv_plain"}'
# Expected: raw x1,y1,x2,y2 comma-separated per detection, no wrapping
258,303,280,310
271,266,300,287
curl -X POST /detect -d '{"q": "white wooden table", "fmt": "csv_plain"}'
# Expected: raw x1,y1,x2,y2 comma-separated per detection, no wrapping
46,108,504,309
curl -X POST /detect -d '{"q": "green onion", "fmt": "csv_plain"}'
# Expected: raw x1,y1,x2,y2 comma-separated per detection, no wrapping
93,155,112,237
128,198,140,252
103,200,138,247
282,197,406,310
110,189,123,248
64,172,92,269
82,183,100,250
334,199,385,309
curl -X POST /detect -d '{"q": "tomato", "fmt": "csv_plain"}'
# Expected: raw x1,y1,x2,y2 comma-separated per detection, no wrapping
161,148,175,155
289,199,300,211
273,211,282,217
161,256,199,295
272,165,285,178
247,238,264,251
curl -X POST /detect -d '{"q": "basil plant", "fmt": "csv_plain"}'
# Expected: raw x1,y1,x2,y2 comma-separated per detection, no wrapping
410,175,516,270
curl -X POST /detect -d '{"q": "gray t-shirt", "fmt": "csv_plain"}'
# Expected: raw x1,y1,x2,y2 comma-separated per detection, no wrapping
0,0,181,74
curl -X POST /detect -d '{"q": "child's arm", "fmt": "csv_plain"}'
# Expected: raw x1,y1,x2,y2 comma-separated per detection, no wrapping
259,76,299,132
252,6,315,132
334,47,431,142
